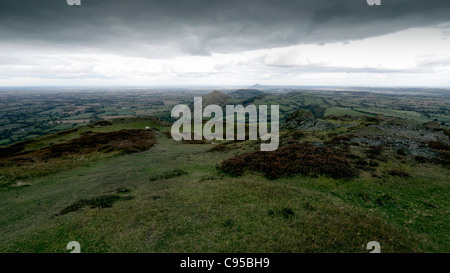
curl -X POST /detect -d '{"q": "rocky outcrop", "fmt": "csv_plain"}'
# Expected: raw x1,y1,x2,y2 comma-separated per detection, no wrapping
284,109,339,131
350,121,450,158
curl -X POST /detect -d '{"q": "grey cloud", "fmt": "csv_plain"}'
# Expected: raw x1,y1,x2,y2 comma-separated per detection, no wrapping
265,64,432,74
417,56,450,68
253,58,431,74
1,0,450,57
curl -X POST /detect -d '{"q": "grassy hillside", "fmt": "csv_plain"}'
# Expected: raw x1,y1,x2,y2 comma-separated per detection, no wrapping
0,117,448,253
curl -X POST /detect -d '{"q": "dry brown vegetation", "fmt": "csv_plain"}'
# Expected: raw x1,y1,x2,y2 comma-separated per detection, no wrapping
388,169,411,178
0,129,156,187
0,129,156,164
325,134,353,145
219,143,358,180
426,141,450,151
425,141,450,166
366,145,384,159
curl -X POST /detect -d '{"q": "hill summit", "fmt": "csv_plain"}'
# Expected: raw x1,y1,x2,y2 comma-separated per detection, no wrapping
189,90,229,111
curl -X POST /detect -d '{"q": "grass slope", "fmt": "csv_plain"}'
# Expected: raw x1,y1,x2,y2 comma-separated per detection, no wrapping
0,122,448,252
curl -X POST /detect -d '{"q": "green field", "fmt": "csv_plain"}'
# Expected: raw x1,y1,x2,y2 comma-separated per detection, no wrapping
355,108,429,124
324,107,373,117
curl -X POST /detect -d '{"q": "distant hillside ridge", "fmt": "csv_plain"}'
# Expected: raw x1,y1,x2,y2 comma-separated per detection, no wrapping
228,89,266,99
189,90,229,112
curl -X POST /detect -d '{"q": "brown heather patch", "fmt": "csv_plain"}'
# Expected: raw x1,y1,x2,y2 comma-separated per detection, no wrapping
87,120,113,127
325,134,353,145
425,141,450,166
444,129,450,139
435,150,450,166
0,129,156,164
0,129,156,187
426,141,450,151
219,143,357,180
366,145,384,159
414,155,428,163
0,139,36,158
388,169,411,178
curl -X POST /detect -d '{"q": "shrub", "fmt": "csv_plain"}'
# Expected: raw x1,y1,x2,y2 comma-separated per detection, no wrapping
414,156,428,163
365,116,380,123
219,143,357,180
325,135,352,145
388,169,410,178
435,150,450,166
0,142,27,158
396,149,407,156
366,145,383,158
426,141,450,151
354,159,371,171
88,120,112,127
425,141,450,166
4,129,156,163
444,129,450,139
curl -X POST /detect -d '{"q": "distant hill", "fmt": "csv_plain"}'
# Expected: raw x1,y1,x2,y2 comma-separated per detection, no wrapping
189,90,229,117
189,90,229,112
202,90,229,106
228,89,266,99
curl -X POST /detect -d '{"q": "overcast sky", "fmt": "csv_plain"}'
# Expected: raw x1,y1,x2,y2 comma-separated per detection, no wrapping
1,0,450,87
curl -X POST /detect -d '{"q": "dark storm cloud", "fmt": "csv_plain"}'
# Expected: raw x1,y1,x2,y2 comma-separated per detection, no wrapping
1,0,450,56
